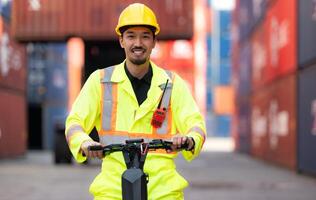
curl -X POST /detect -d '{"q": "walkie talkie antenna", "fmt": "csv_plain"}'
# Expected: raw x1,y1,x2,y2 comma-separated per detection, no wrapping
157,79,169,109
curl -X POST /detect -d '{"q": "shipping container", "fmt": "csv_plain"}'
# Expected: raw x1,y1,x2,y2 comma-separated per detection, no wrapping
238,0,253,42
0,90,27,157
251,74,297,170
251,88,269,160
298,64,316,175
215,115,231,137
219,11,231,59
251,22,267,90
219,60,231,85
237,40,251,98
12,0,193,41
42,103,67,150
236,0,268,43
0,0,11,22
235,97,251,154
213,85,234,115
251,0,297,90
298,0,316,67
0,17,26,92
151,40,195,93
27,44,47,104
265,0,297,79
27,43,68,104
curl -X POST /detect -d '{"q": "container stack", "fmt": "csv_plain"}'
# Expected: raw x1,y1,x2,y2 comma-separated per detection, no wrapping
12,0,193,41
0,0,27,157
297,0,316,176
27,43,68,150
206,2,233,137
233,0,316,174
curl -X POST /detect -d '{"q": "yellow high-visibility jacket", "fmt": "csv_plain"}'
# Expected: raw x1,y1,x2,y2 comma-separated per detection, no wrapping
65,61,206,200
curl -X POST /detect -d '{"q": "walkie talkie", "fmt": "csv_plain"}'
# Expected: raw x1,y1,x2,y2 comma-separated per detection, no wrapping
151,79,169,128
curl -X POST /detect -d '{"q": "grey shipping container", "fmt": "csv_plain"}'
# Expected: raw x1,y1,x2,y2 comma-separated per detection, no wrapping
298,0,316,67
298,64,316,175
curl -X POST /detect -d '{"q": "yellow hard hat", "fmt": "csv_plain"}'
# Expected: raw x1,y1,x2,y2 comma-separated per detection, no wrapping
115,3,160,36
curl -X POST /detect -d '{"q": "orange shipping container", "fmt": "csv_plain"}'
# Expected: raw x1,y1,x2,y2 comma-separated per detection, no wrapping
12,0,193,41
213,86,235,115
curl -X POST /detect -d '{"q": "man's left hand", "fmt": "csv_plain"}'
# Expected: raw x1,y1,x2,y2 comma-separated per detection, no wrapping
169,135,194,152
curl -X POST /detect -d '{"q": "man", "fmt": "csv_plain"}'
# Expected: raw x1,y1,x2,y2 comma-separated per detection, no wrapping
65,3,206,200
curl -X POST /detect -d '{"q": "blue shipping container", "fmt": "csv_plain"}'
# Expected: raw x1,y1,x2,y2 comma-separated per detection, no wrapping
0,0,11,22
219,11,231,59
215,115,231,137
27,43,68,104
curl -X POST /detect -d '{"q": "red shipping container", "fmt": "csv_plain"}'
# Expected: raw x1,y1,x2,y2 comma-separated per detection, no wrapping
251,22,268,90
0,90,27,157
265,0,297,79
0,17,26,92
12,0,193,41
151,40,195,93
251,0,297,90
251,88,269,160
251,73,297,170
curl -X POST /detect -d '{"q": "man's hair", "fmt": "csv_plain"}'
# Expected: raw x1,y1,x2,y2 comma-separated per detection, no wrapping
119,25,156,39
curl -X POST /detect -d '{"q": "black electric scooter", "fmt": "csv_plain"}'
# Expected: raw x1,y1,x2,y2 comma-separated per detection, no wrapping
88,139,189,200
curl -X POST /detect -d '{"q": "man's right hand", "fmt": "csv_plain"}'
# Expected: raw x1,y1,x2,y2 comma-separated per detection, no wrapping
80,140,104,159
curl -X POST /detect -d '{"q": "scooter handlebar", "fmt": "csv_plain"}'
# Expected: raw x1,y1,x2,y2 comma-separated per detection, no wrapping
87,139,189,157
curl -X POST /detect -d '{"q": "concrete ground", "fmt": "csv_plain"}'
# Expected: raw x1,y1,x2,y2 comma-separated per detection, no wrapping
0,138,316,200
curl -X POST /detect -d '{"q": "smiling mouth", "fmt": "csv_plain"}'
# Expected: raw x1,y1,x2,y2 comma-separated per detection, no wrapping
132,48,145,56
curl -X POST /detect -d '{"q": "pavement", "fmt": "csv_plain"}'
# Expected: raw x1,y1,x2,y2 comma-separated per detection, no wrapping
1,138,316,200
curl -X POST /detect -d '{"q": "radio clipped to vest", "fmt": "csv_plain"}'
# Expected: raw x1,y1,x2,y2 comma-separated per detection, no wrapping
151,79,169,128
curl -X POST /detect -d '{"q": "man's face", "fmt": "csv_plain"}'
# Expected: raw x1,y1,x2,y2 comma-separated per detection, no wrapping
119,26,156,65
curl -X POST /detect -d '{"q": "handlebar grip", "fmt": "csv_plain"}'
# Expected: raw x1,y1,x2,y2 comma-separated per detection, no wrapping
88,145,103,151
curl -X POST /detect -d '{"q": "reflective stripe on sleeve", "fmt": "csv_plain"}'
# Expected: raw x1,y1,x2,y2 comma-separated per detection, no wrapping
188,126,206,144
65,125,85,143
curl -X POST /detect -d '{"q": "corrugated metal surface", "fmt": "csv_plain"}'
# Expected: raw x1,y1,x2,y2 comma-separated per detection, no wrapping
0,90,27,157
235,97,251,154
215,115,231,137
251,88,269,160
0,17,26,92
264,0,297,78
12,0,193,41
27,43,68,104
298,0,316,67
151,40,195,93
44,44,68,103
251,74,297,170
27,44,47,103
236,0,268,43
237,40,251,98
251,0,296,90
0,0,11,22
298,64,316,175
42,103,67,150
251,22,267,90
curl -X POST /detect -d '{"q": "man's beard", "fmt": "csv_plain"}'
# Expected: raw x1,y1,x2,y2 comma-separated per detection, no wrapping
130,57,147,65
